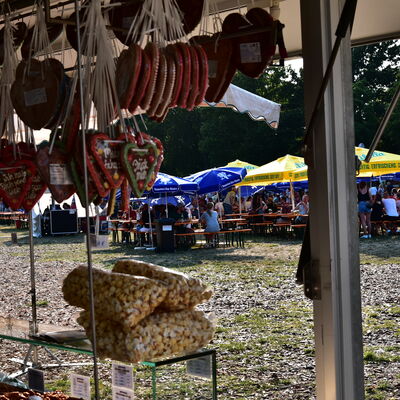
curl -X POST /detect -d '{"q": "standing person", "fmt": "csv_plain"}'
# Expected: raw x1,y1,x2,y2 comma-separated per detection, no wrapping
357,182,372,238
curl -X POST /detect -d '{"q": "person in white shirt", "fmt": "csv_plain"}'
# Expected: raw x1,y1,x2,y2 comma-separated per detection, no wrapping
382,192,398,219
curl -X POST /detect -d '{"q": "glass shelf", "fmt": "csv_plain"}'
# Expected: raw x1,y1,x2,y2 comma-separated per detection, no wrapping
0,317,93,356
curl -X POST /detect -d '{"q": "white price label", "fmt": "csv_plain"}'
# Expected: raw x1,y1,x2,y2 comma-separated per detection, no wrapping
70,374,90,400
240,42,262,63
162,225,172,231
186,355,212,380
24,87,47,106
49,163,72,185
112,363,134,389
112,387,135,400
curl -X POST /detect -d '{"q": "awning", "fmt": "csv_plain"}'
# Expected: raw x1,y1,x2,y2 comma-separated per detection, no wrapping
200,84,281,129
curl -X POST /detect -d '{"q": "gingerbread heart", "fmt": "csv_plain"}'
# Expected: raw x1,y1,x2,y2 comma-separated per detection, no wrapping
22,171,47,212
222,9,276,78
0,159,36,210
121,139,159,198
36,143,76,203
89,133,126,190
11,59,61,130
73,132,111,199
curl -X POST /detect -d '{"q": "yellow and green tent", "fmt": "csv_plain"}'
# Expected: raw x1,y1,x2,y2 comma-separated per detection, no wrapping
237,154,306,186
355,147,400,177
225,159,259,171
239,148,400,186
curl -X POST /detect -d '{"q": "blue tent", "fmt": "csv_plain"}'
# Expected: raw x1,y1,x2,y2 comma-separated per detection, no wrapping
148,172,198,195
185,167,247,195
148,195,191,207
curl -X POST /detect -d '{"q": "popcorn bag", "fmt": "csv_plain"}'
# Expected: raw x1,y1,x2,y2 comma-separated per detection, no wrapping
78,309,215,363
113,260,213,311
62,266,168,327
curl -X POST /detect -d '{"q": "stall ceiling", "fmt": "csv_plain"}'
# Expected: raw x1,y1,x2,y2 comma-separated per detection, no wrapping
0,0,399,58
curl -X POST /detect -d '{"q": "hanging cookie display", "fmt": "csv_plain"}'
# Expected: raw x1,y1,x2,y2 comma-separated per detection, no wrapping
0,159,35,210
88,133,127,190
36,143,76,203
121,132,163,198
222,8,276,79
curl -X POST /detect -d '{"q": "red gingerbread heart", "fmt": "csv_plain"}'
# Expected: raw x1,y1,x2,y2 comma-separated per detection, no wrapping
121,135,160,198
0,159,36,210
11,59,61,130
89,133,127,190
36,143,76,203
22,170,47,212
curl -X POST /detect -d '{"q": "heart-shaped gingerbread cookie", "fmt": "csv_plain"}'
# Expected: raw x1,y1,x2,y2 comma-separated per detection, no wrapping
0,159,36,210
36,143,76,203
121,138,159,198
11,59,61,130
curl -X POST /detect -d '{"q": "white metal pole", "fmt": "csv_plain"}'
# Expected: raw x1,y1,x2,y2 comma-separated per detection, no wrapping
239,187,242,214
300,1,364,399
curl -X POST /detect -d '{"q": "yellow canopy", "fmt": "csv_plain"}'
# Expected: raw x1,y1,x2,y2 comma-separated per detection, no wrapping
240,148,400,186
237,154,306,186
225,159,259,170
355,147,400,176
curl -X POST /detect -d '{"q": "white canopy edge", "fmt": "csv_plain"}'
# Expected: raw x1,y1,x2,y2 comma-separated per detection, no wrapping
200,84,281,128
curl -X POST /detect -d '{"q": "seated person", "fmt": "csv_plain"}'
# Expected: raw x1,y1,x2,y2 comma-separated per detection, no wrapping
371,194,384,222
293,194,309,224
223,187,237,215
176,202,189,221
250,194,266,214
200,202,220,245
382,191,399,220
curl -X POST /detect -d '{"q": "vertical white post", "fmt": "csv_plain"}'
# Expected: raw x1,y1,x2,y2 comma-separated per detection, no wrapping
300,1,364,399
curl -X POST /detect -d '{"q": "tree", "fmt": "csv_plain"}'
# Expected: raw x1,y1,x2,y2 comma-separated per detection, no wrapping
352,40,400,150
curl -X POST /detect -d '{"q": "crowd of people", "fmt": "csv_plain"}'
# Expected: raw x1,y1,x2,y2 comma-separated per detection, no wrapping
357,181,400,238
117,186,310,237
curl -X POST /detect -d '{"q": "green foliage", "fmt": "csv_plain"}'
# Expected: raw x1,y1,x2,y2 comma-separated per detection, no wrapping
145,65,305,176
352,40,400,149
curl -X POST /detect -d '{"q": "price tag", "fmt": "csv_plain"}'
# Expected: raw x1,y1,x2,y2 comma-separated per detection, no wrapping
240,42,262,63
112,363,134,389
186,355,212,380
70,374,90,400
24,87,47,106
49,163,73,185
162,225,172,231
112,387,135,400
28,368,45,392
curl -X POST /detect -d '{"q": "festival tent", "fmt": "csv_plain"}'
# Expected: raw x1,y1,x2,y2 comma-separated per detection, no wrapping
147,172,198,195
246,147,400,187
200,84,281,129
355,147,400,177
225,159,259,170
237,154,306,186
185,167,247,195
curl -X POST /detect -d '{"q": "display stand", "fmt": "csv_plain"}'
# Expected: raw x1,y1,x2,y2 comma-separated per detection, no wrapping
141,349,217,400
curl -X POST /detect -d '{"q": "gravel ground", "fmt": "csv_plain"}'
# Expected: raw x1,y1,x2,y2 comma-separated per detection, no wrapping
0,233,399,399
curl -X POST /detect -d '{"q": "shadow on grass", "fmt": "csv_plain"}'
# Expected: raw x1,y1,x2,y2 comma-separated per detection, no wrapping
359,234,400,263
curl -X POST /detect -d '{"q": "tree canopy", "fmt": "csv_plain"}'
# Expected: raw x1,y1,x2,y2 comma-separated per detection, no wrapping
145,40,399,177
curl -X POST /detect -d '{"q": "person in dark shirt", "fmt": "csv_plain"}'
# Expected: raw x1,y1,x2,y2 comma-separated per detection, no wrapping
371,193,384,222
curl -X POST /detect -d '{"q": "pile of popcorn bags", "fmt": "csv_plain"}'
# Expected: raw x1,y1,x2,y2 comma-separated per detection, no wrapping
62,260,215,362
